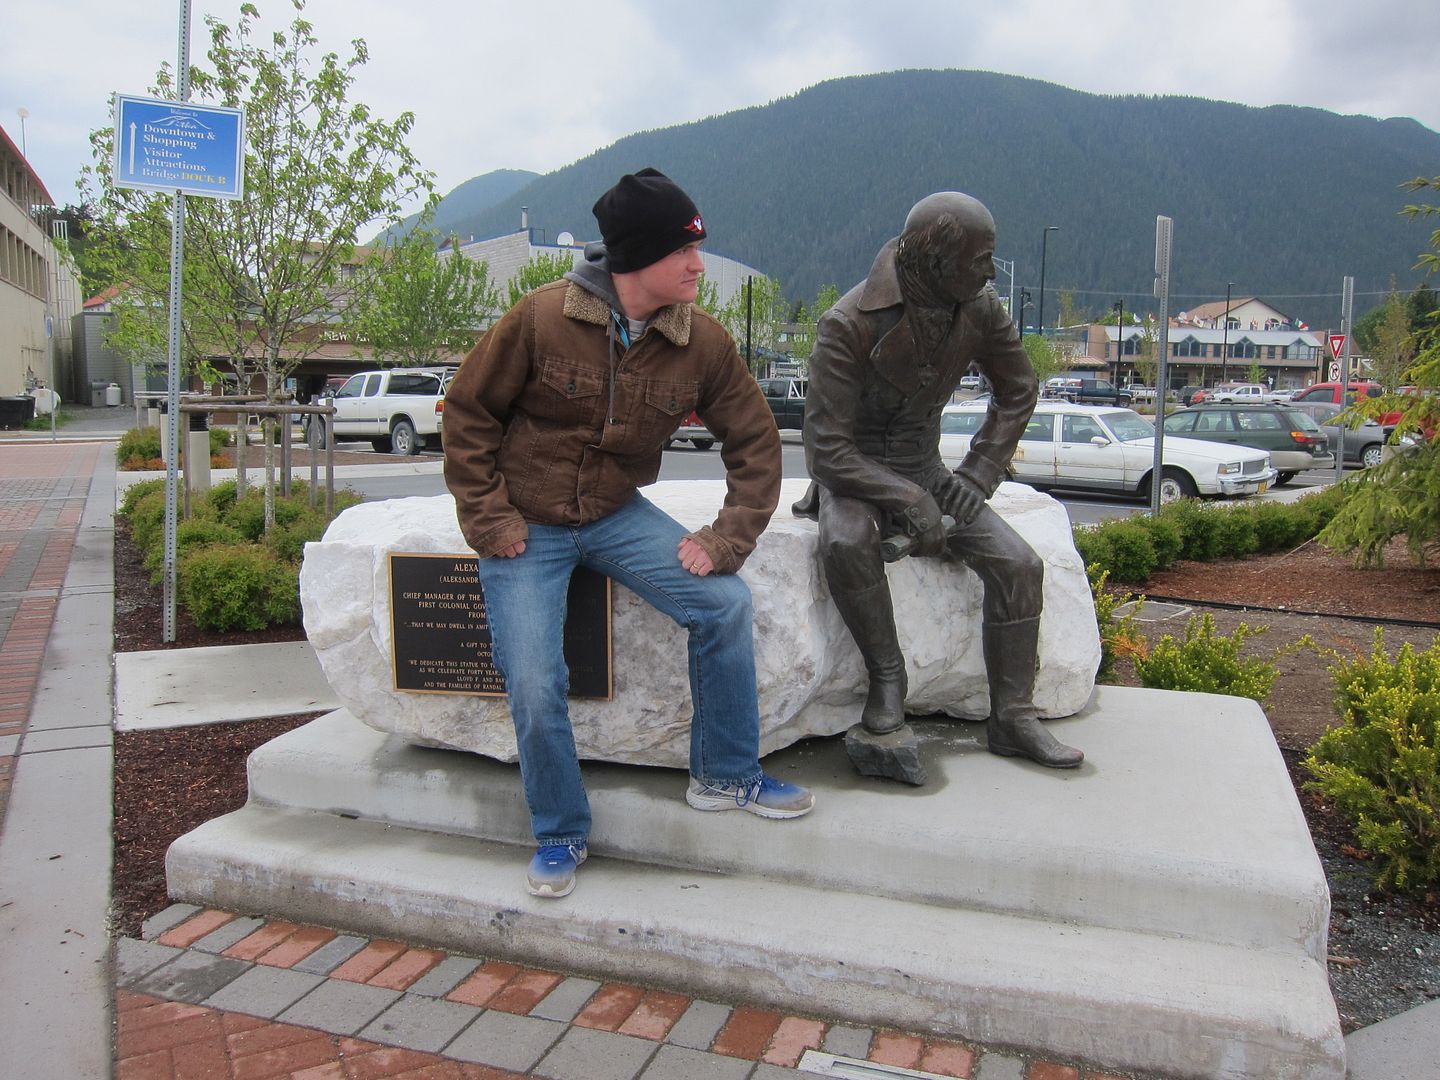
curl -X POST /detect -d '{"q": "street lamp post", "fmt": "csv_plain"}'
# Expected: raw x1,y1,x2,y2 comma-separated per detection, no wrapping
1112,300,1124,384
1037,226,1060,335
1015,288,1031,335
15,107,29,157
1219,282,1234,384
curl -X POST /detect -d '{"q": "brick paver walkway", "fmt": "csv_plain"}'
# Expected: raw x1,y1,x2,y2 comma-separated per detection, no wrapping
0,442,101,829
117,907,1141,1080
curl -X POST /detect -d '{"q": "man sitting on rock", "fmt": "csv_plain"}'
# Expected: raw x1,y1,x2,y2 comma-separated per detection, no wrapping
443,168,814,900
796,192,1083,770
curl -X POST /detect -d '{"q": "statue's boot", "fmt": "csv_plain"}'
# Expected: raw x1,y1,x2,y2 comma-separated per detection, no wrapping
831,581,908,735
984,617,1083,768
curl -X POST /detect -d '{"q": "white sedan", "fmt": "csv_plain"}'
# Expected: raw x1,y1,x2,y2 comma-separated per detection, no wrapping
939,401,1276,502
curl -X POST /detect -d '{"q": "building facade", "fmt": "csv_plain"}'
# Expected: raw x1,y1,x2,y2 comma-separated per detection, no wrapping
1,124,82,403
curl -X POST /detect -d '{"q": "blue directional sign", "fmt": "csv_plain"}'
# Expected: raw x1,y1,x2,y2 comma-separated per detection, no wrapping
113,94,245,200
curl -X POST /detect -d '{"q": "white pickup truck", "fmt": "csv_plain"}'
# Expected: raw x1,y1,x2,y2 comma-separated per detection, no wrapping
307,367,453,454
1206,382,1282,404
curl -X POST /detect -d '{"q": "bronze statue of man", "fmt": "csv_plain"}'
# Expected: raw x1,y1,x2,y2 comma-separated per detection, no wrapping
796,192,1082,769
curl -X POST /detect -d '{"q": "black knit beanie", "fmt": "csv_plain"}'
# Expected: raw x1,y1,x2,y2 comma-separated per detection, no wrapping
592,168,706,273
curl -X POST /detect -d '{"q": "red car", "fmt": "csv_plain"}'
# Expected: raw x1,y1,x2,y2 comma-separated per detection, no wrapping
665,409,715,451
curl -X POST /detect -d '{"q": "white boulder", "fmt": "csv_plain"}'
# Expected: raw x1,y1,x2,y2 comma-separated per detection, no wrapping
300,479,1099,766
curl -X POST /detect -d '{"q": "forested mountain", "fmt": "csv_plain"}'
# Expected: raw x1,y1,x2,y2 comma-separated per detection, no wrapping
439,70,1440,328
378,168,539,244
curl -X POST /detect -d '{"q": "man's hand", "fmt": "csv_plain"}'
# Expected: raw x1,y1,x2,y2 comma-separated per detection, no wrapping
493,540,526,559
677,536,714,576
934,470,988,526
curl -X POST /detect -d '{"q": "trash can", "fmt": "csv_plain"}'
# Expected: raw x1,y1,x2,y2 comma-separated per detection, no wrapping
105,383,123,406
91,380,107,407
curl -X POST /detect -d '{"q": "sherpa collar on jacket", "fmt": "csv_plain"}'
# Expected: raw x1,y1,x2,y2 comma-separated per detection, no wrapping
562,282,693,347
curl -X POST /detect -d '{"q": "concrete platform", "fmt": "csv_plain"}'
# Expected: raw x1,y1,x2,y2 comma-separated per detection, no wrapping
167,686,1344,1079
115,640,338,730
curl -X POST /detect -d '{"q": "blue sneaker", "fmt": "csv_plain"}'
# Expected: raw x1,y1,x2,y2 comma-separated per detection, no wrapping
685,775,814,819
526,843,587,898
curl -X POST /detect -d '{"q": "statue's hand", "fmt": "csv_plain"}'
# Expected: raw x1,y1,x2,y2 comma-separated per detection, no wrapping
902,493,947,557
936,470,988,526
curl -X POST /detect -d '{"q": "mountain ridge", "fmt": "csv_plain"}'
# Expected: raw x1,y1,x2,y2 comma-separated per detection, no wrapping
427,70,1440,327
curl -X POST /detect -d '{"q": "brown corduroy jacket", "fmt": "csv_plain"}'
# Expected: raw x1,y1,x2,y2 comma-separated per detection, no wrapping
442,279,781,573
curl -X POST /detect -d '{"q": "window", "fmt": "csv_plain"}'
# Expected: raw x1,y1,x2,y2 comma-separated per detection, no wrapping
1061,415,1106,442
334,375,366,400
1175,337,1205,357
362,374,383,396
940,411,983,435
387,374,441,395
1020,415,1055,441
1164,411,1196,432
1236,411,1282,431
1194,411,1233,433
1231,339,1257,359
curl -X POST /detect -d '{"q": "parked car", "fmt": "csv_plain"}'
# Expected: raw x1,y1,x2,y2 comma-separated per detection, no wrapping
939,402,1275,502
958,374,987,391
1041,377,1132,406
307,367,452,454
1290,381,1383,407
1161,402,1335,485
1124,383,1156,403
665,409,715,450
758,376,807,430
1289,401,1387,468
1208,382,1284,404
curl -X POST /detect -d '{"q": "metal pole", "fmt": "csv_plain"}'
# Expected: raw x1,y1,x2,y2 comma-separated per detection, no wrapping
1150,216,1174,515
744,275,754,373
1219,282,1234,385
1340,275,1355,382
1112,300,1124,384
162,0,192,644
1016,289,1030,335
1037,226,1059,334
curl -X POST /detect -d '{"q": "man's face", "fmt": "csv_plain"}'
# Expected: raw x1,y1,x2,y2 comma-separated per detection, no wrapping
627,242,706,310
932,230,996,306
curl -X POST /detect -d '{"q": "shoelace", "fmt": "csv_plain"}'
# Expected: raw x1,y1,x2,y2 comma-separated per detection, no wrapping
536,844,580,866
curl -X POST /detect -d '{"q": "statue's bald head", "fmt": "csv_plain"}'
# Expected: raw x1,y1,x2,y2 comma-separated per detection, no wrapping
896,192,997,306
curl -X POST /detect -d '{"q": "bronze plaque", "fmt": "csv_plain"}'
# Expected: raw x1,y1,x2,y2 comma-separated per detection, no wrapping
388,553,612,698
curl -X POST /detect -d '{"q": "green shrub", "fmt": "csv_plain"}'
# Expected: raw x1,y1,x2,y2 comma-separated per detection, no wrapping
1133,612,1278,704
1304,632,1440,891
1071,527,1114,572
1092,519,1158,583
143,518,245,584
208,426,230,455
116,426,161,466
127,491,168,553
1131,514,1183,569
1212,506,1259,559
1088,565,1145,684
223,494,269,541
263,508,332,563
178,543,300,631
1157,499,1225,562
203,479,240,517
1248,501,1307,553
119,478,166,517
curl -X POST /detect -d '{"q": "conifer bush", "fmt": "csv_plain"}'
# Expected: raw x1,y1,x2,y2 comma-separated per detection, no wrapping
116,426,161,468
1133,612,1279,704
1304,632,1440,891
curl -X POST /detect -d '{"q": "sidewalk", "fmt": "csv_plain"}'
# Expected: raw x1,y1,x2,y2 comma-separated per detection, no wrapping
0,422,1429,1079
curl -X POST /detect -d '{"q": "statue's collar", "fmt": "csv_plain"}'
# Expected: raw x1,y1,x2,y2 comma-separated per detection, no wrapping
857,238,904,312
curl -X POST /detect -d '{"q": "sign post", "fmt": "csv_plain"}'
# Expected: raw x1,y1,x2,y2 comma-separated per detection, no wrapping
112,1,245,643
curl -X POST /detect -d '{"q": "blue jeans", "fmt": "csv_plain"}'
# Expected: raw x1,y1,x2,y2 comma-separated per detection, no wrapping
476,492,764,845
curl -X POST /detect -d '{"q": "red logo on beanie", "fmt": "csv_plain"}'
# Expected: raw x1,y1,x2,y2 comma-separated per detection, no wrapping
684,214,704,235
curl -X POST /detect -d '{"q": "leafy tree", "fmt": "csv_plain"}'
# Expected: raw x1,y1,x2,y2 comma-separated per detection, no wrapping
505,250,576,309
712,274,787,374
784,283,840,365
1057,290,1086,328
80,0,431,521
693,274,721,315
1320,174,1440,565
1132,316,1160,388
347,230,498,367
1369,279,1418,391
1022,333,1062,383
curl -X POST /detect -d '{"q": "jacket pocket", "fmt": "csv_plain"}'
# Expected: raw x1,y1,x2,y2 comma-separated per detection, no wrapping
536,358,605,427
639,379,699,444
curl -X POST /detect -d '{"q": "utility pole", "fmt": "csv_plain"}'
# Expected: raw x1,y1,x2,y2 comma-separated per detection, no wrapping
1150,216,1173,516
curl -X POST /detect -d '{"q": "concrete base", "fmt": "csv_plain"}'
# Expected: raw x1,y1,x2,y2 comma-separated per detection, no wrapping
167,686,1344,1079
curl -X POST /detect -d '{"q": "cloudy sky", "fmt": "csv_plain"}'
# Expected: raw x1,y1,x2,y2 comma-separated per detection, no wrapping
4,0,1438,212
